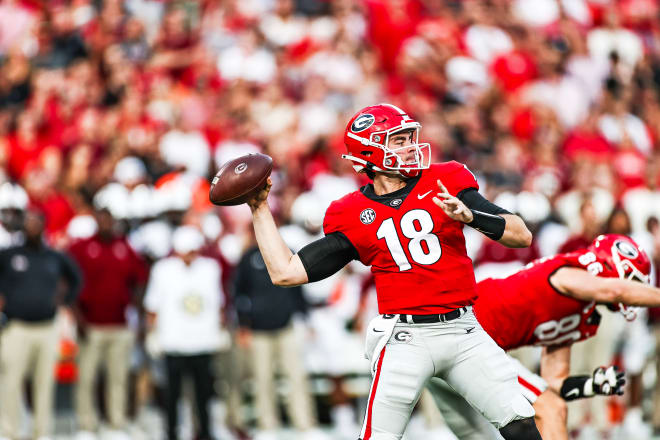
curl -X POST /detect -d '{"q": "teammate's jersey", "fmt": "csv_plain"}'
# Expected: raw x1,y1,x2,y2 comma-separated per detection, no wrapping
473,251,602,350
323,161,479,315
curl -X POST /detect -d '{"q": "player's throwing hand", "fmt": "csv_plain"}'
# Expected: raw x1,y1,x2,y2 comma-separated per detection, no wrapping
247,177,273,211
432,179,474,223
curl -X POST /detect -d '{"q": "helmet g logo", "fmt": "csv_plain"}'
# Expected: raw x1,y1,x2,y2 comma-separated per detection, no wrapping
351,114,375,133
615,240,638,259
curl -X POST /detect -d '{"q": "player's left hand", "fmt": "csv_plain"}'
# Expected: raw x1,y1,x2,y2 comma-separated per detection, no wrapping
432,179,474,223
591,365,626,396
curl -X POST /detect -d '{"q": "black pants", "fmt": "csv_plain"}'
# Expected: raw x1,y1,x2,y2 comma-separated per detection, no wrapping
165,353,214,440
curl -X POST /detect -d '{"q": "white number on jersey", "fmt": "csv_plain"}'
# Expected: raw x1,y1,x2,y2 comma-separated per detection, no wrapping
376,209,442,271
578,252,596,265
533,314,581,346
578,251,603,275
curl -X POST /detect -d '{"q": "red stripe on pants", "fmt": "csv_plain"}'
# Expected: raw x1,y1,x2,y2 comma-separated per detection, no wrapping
363,347,386,440
518,376,542,397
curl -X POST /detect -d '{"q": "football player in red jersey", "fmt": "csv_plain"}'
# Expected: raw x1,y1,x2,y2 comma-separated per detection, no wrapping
246,104,542,440
427,234,659,440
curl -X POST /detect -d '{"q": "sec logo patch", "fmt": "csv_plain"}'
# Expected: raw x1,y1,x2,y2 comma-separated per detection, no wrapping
360,208,376,225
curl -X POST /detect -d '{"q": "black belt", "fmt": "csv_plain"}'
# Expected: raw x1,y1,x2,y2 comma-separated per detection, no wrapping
398,307,468,324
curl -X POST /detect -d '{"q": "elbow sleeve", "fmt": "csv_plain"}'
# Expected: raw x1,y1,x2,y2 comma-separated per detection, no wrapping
297,232,358,282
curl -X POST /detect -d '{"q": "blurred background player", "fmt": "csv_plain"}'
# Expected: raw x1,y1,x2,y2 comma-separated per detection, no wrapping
144,226,224,440
232,229,327,440
68,206,148,440
0,208,81,440
281,191,366,440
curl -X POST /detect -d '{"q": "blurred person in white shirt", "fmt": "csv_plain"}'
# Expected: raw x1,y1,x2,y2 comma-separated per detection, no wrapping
159,113,211,178
144,226,224,440
462,2,513,64
217,28,276,84
598,98,653,156
259,0,307,48
587,7,643,77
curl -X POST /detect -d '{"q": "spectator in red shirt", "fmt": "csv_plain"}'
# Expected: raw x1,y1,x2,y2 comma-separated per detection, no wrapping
23,166,76,244
562,112,614,161
364,0,423,73
490,26,538,93
6,111,50,182
68,207,148,438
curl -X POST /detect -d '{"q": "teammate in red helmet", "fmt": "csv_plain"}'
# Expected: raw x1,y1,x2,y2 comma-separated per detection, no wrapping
246,103,541,439
427,234,659,440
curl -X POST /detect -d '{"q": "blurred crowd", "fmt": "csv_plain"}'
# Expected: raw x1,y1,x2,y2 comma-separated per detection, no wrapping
2,0,660,439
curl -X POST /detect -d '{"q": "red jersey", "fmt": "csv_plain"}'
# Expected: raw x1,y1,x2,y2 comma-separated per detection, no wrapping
323,161,478,314
69,235,149,325
474,251,601,351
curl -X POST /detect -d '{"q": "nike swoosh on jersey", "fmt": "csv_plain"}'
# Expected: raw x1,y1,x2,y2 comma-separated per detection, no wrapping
373,329,385,333
466,327,475,334
565,388,580,398
418,190,433,199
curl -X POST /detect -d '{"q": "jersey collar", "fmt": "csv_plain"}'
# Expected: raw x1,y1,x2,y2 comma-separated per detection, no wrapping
360,174,421,209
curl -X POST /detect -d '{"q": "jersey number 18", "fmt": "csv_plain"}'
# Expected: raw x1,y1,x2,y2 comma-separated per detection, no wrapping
377,209,442,271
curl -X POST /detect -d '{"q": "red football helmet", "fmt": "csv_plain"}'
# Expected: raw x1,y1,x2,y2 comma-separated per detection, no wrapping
588,234,651,321
343,103,431,178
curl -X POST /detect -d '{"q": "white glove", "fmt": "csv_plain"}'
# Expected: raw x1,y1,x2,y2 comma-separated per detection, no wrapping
587,366,626,396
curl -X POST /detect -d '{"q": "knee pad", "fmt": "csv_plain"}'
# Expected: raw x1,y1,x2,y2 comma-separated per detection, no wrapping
498,417,542,440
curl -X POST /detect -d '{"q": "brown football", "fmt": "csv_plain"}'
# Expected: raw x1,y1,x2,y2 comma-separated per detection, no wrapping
209,153,273,206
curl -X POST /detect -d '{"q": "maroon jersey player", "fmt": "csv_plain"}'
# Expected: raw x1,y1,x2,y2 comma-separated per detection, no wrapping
245,103,541,440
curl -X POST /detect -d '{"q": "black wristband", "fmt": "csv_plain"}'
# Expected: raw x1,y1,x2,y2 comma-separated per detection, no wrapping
468,209,506,240
560,375,592,401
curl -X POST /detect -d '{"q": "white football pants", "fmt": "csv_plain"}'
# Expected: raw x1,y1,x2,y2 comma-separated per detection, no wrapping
426,356,549,440
360,308,534,440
